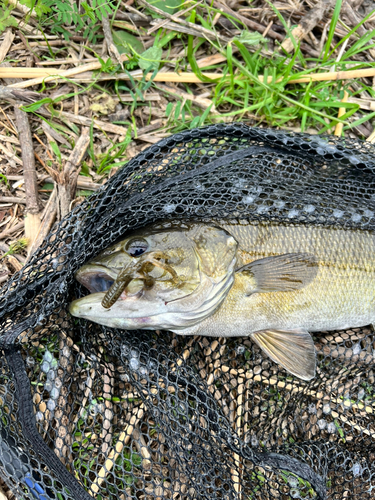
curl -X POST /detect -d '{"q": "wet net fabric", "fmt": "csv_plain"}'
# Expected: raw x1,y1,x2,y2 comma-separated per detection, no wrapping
0,123,375,500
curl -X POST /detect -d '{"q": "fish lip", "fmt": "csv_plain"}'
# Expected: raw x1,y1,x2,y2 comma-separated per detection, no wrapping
69,292,106,317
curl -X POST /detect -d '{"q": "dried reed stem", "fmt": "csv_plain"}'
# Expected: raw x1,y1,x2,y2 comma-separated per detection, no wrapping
4,66,375,88
90,404,145,494
101,363,115,455
176,337,196,367
334,90,349,136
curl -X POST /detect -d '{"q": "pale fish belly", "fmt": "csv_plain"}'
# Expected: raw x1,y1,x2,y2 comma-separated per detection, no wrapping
188,221,375,337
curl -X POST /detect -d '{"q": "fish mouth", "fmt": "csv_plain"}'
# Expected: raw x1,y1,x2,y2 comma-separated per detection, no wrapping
75,265,116,293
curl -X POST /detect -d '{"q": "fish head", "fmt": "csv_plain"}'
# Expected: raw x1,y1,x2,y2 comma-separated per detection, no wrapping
69,222,238,330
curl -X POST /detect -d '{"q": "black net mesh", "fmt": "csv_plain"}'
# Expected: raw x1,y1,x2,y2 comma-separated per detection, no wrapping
0,123,375,500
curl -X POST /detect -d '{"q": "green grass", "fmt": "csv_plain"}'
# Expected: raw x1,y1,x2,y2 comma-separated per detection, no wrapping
7,0,375,176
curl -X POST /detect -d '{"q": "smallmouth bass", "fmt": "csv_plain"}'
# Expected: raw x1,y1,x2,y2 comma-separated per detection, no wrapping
69,220,375,380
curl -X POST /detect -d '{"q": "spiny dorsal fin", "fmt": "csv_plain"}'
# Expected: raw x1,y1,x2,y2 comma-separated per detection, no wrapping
237,253,318,294
251,328,316,380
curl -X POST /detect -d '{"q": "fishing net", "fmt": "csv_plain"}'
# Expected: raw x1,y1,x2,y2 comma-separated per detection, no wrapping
0,123,375,500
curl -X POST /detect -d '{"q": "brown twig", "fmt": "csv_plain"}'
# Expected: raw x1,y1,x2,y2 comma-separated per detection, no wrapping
0,197,26,205
17,30,40,64
14,106,42,253
14,108,40,215
120,1,150,21
281,0,337,53
37,108,163,138
33,133,55,162
147,1,199,35
342,1,375,59
0,30,15,63
139,0,228,42
50,127,90,220
211,0,283,41
0,143,22,165
0,222,25,239
156,83,215,110
0,86,41,104
102,16,124,69
41,121,71,148
40,109,131,136
149,19,224,40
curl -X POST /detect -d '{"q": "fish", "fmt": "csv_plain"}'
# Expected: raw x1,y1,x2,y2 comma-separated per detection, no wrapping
69,219,375,381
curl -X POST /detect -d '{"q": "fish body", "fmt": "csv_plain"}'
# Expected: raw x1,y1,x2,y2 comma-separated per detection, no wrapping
195,221,375,335
69,220,375,380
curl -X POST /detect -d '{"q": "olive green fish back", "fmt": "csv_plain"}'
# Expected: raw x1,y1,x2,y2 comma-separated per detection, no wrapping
0,124,374,500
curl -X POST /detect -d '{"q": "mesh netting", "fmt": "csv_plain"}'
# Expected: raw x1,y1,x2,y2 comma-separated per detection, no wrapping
0,123,375,500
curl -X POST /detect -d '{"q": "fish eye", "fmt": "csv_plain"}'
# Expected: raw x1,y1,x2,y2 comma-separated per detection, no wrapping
126,238,149,257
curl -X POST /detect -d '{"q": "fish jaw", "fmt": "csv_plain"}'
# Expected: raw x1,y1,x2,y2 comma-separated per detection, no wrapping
69,292,170,329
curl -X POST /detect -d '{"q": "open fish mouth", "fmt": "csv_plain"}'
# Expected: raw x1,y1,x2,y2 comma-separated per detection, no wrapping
76,253,180,310
75,265,116,294
100,252,179,309
81,273,114,293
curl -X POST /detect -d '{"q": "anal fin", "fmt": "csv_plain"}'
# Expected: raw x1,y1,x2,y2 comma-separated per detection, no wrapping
251,328,316,381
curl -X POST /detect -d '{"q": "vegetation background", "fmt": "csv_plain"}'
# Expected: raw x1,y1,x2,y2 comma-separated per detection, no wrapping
0,0,375,498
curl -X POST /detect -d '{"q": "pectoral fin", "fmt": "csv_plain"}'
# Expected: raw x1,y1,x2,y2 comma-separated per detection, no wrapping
251,328,316,380
237,253,318,294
